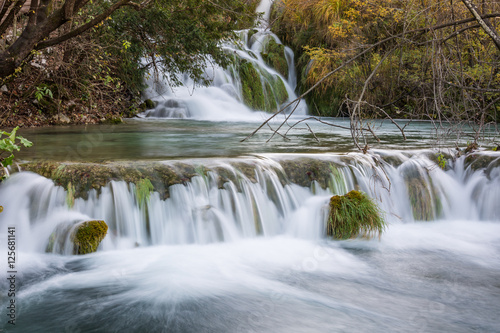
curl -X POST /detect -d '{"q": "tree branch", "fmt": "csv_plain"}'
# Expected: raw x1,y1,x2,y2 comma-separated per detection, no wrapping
0,0,13,22
36,0,135,50
242,13,500,143
0,0,26,36
460,0,500,50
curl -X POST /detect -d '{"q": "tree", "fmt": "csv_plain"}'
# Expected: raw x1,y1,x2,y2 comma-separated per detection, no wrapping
246,0,500,149
0,0,257,81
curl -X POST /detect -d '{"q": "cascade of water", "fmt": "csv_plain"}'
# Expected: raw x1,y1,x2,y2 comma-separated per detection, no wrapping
140,1,306,120
1,151,498,254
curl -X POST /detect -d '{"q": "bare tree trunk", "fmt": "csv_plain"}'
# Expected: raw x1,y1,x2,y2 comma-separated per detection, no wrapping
461,0,500,50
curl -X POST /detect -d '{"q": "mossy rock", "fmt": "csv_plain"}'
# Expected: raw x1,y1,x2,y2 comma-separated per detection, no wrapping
20,161,197,200
464,153,498,172
402,164,443,221
327,190,385,239
279,158,340,189
238,60,266,110
406,179,441,220
260,70,288,110
485,156,500,179
247,29,259,47
72,220,108,255
261,38,288,79
425,151,452,171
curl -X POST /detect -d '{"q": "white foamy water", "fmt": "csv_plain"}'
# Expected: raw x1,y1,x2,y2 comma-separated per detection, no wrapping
140,26,306,121
1,150,499,332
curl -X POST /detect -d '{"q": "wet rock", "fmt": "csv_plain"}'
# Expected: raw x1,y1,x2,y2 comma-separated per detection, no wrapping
72,220,108,255
327,190,385,239
145,99,189,118
53,114,71,124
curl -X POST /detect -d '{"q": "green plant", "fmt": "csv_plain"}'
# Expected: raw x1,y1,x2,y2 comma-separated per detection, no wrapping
436,153,447,170
34,86,53,102
327,190,385,239
0,127,33,176
136,178,154,207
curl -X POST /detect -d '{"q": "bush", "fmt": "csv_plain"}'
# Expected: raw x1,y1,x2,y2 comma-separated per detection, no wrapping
327,190,385,239
0,126,32,178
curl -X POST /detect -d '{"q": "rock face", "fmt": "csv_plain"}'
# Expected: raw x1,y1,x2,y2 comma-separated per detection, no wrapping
327,190,385,239
72,220,108,255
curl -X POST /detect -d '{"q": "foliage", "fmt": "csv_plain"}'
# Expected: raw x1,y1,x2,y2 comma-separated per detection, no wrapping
271,0,500,129
35,86,54,102
98,0,258,90
0,126,32,174
436,154,447,170
327,190,385,239
0,0,258,124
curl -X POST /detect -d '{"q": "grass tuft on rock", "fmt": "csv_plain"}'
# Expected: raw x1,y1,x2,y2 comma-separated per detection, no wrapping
327,190,385,240
72,220,108,255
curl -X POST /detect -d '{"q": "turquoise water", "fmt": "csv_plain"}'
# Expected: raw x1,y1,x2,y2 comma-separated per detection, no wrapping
16,117,493,161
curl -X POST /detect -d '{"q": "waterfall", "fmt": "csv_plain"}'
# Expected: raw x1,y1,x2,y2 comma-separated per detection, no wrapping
140,1,307,120
1,151,498,254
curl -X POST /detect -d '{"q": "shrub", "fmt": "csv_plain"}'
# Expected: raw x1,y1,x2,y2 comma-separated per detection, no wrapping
327,190,385,239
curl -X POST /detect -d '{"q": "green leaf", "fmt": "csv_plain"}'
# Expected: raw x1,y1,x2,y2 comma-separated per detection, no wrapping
2,154,14,167
9,126,19,142
17,136,33,147
0,140,10,151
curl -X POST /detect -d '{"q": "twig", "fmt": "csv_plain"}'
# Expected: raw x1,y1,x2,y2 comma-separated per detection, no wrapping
306,123,319,142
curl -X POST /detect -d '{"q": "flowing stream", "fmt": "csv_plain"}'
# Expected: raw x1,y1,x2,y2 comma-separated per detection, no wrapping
1,1,500,332
1,150,499,332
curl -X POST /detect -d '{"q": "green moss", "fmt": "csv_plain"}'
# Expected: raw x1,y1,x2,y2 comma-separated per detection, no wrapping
260,69,289,108
279,158,339,189
72,220,108,255
271,75,288,104
46,232,56,253
66,181,75,208
263,80,278,111
239,60,266,110
247,29,259,47
327,190,385,240
464,154,497,171
405,177,442,221
136,178,154,206
261,38,289,79
103,116,123,124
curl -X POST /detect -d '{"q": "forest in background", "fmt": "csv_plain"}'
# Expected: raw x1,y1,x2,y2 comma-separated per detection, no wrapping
270,0,500,138
0,0,257,127
0,0,498,137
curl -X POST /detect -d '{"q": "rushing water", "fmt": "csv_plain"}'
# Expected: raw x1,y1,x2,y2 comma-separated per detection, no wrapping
1,150,500,332
2,1,500,331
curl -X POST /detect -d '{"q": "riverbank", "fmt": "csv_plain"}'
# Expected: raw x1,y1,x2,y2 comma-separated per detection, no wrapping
0,62,142,128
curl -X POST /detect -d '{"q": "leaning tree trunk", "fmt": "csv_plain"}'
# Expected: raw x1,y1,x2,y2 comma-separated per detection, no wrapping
461,0,500,51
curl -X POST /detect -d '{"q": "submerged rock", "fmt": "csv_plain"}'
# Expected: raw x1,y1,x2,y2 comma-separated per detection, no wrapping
401,161,443,221
327,190,385,239
72,220,108,255
46,220,108,255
